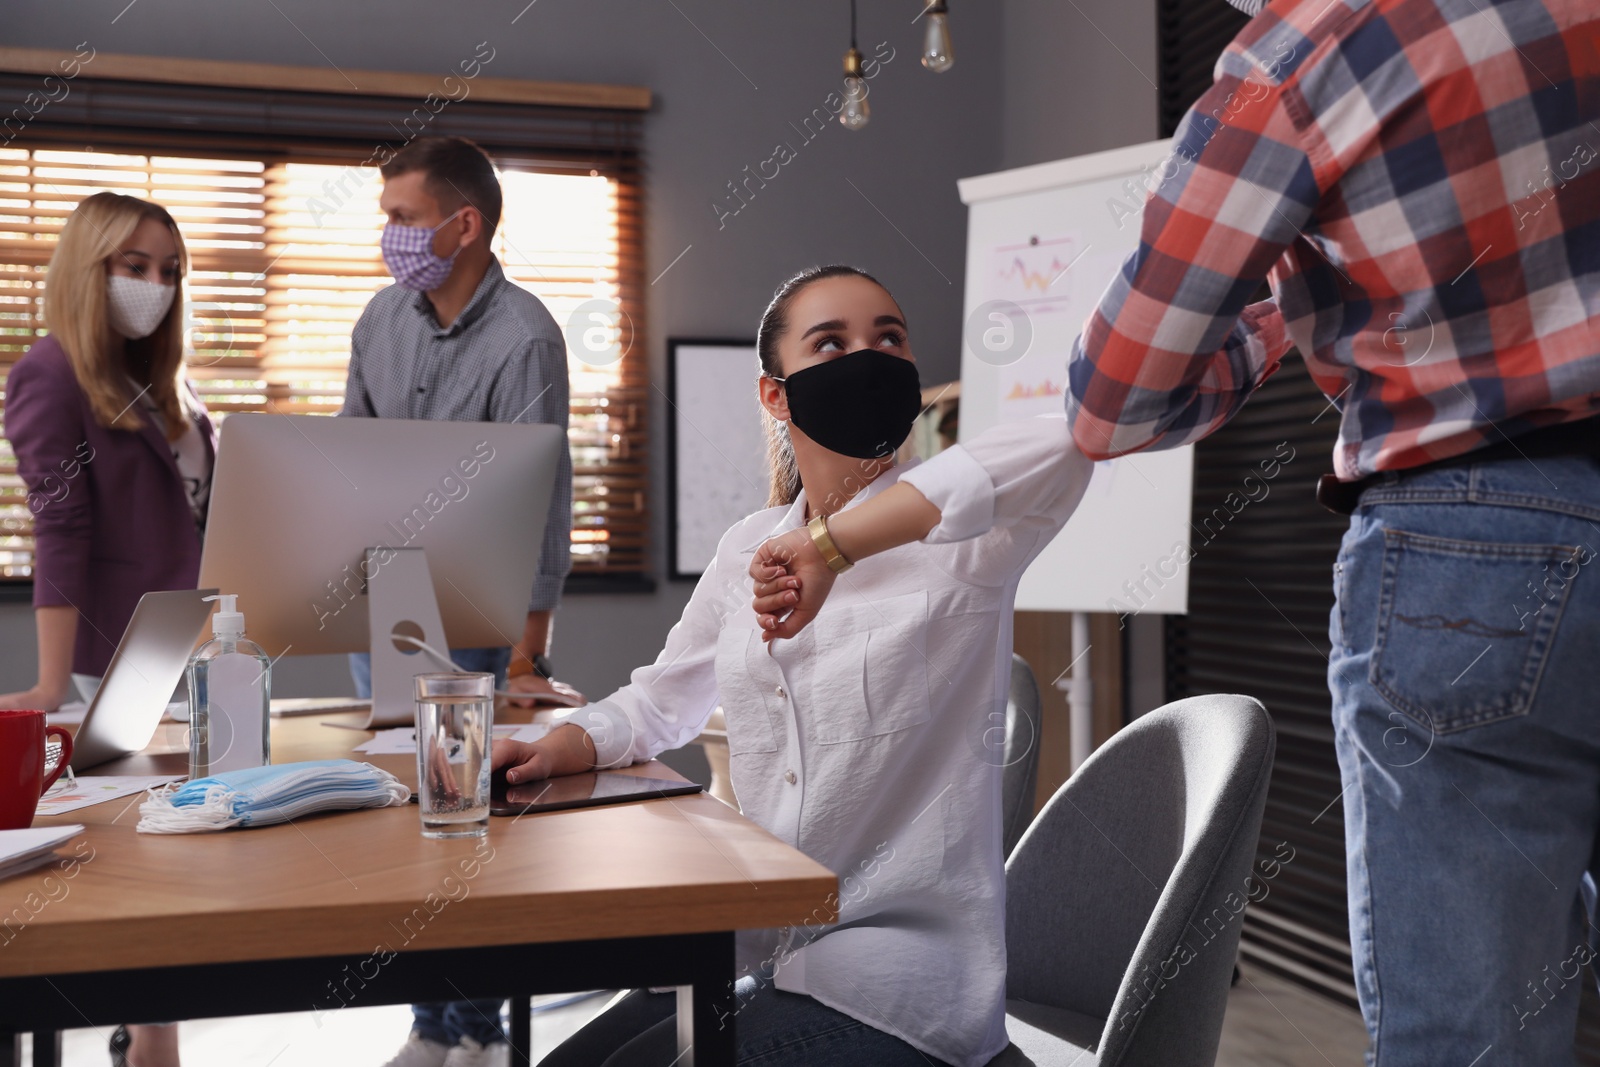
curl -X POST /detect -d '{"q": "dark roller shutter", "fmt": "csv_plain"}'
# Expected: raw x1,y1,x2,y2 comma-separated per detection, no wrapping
1157,0,1248,138
1163,315,1600,1066
1158,1,1600,1055
1162,357,1358,1003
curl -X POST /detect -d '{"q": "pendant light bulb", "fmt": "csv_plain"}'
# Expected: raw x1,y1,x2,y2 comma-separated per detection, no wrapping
921,1,954,73
841,46,870,130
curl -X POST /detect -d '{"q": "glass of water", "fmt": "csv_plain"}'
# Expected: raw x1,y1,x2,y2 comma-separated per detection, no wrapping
414,672,494,839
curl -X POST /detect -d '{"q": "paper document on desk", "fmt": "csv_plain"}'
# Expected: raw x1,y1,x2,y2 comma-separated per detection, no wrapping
36,776,187,817
0,824,84,881
271,697,372,718
352,722,547,754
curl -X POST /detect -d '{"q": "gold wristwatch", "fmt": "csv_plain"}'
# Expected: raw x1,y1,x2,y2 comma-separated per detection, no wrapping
808,513,854,573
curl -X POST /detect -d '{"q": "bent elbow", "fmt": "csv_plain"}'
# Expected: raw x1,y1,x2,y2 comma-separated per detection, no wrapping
1070,419,1122,463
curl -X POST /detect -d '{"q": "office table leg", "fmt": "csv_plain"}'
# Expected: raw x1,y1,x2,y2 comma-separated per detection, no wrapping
29,1032,59,1067
676,932,736,1067
508,995,531,1067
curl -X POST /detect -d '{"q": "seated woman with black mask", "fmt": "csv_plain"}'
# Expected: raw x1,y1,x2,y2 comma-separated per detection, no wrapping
497,265,1093,1067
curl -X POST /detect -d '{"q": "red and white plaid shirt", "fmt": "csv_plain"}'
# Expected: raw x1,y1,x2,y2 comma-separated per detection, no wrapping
1066,0,1600,479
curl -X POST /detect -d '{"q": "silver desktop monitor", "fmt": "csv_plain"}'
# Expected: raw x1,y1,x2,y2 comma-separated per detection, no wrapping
198,413,563,725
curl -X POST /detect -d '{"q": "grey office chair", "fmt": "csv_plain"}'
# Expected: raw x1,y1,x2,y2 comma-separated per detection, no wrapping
991,693,1276,1067
1001,654,1044,859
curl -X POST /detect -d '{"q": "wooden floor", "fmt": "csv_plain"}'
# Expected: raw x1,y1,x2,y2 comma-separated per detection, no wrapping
21,963,1369,1065
1217,965,1370,1066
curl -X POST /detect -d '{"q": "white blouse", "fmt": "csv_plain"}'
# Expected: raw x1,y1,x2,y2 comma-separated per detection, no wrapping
131,380,212,531
559,414,1091,1067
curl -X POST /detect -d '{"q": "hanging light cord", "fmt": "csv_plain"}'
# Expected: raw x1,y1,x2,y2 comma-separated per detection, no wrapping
850,0,858,50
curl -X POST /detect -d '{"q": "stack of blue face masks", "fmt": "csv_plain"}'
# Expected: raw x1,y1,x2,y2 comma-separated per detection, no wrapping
137,760,410,834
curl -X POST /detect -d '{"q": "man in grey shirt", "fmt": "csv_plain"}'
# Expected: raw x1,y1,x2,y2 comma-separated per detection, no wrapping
348,137,580,1066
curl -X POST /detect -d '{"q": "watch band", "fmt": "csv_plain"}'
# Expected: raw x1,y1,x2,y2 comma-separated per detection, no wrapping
808,513,854,573
508,653,554,680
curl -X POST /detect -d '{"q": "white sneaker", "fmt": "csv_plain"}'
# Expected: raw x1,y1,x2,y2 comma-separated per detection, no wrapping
380,1031,452,1067
442,1036,510,1067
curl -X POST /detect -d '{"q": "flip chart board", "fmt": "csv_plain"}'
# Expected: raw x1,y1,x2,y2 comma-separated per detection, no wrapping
958,139,1193,614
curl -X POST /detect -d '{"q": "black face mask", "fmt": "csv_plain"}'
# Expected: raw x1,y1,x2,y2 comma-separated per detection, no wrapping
774,349,923,460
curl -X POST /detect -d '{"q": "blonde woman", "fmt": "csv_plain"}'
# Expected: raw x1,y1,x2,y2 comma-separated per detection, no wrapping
0,192,211,1066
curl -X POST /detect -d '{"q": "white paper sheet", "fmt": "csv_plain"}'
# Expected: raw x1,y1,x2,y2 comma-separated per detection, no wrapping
0,824,84,881
34,776,187,817
351,722,547,755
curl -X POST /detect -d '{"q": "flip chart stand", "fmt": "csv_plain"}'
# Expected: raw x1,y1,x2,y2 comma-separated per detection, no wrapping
365,547,450,728
1051,611,1095,772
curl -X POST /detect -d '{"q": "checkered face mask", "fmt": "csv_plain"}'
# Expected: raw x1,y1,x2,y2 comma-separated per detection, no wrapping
380,209,464,292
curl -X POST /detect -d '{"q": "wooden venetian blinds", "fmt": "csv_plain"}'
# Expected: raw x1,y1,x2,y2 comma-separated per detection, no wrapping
0,49,649,581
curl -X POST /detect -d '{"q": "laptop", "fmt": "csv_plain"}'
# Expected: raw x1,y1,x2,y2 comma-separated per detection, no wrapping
69,589,217,772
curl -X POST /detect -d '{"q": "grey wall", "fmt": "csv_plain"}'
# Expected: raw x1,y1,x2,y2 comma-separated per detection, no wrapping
999,0,1165,718
1,0,1006,699
1000,0,1159,170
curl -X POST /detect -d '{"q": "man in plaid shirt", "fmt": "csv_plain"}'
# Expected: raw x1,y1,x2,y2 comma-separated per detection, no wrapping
748,0,1598,1061
1068,0,1600,1061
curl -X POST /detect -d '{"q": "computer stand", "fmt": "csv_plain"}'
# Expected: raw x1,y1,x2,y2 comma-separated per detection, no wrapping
365,547,449,728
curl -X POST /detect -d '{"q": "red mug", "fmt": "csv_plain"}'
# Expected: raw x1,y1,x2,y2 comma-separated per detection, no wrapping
0,708,74,830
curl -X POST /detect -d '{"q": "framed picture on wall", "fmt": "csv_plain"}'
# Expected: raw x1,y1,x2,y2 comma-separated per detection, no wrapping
666,338,770,580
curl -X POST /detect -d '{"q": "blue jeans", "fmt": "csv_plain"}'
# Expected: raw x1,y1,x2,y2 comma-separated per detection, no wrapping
1329,453,1600,1066
348,646,510,700
350,647,510,1047
412,1000,506,1049
535,979,952,1066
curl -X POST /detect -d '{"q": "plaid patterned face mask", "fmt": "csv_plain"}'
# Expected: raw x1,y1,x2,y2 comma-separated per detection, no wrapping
380,209,464,291
106,274,176,339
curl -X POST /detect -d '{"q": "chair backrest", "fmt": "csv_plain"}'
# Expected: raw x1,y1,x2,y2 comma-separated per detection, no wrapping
1004,693,1275,1067
1001,654,1044,860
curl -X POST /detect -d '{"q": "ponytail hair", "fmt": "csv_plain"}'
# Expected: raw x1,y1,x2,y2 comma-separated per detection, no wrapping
755,264,887,508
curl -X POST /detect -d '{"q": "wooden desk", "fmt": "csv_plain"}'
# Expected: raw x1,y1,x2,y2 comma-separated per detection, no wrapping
0,711,837,1067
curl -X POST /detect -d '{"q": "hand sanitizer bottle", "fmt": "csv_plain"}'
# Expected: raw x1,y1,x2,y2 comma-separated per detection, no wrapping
188,593,272,779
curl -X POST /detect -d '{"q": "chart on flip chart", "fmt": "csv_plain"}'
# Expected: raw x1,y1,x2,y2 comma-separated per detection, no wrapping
959,139,1193,614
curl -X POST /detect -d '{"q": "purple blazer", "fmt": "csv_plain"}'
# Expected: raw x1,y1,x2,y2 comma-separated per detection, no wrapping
5,335,215,676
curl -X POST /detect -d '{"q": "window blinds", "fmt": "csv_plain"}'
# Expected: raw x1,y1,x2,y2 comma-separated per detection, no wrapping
0,63,647,581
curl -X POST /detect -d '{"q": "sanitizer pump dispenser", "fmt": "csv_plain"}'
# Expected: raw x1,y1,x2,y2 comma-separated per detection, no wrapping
187,593,272,778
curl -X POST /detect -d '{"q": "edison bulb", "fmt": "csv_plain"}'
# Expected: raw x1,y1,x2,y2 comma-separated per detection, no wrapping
922,11,954,73
840,76,870,130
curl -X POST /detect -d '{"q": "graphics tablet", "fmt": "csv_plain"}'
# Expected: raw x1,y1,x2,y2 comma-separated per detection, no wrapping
489,771,703,816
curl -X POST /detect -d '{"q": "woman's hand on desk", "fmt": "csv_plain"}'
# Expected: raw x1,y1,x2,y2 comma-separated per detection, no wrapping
493,723,597,783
